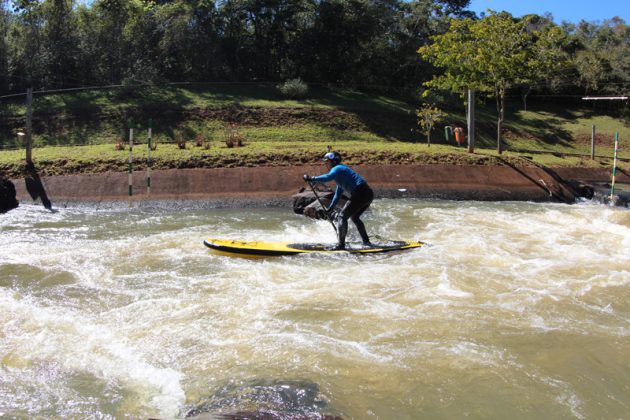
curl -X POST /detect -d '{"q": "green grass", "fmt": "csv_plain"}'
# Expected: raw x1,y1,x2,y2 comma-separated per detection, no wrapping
1,83,413,118
1,83,418,148
2,138,626,180
1,84,629,176
0,140,462,165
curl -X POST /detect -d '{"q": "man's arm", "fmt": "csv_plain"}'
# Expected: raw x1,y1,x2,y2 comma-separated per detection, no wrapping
328,185,342,211
311,166,338,184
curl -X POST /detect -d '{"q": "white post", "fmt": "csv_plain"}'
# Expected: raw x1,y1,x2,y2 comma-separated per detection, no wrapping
147,120,152,196
591,125,596,160
128,120,133,207
610,132,619,201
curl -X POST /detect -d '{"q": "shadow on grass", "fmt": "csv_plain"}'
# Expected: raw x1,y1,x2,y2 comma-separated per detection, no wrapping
189,83,284,105
32,85,197,133
506,113,574,148
243,85,418,143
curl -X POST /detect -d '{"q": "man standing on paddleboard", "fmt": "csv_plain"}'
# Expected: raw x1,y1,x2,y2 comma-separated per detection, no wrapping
303,151,373,250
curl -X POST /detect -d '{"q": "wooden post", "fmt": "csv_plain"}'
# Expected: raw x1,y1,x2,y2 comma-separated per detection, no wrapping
467,89,475,153
25,88,33,164
591,125,596,160
147,119,152,196
610,132,619,201
128,119,134,207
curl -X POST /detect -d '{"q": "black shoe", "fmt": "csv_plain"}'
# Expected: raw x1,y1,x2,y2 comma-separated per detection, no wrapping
327,244,345,251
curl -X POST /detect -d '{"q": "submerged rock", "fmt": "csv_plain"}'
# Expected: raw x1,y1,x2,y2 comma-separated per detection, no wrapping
0,173,19,213
186,379,343,419
292,185,348,220
566,180,595,200
292,185,331,212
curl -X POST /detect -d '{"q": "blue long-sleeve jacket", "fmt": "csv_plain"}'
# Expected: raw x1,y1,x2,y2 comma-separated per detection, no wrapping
311,164,367,210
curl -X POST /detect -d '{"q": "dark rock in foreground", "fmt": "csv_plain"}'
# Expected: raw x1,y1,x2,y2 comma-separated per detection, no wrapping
0,173,19,213
186,379,343,420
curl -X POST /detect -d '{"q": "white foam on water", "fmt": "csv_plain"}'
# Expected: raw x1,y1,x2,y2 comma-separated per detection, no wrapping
438,341,508,368
435,269,474,298
0,292,185,418
270,330,395,365
3,200,630,418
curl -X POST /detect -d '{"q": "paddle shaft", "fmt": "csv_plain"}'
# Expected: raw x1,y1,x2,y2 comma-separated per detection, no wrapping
308,180,338,234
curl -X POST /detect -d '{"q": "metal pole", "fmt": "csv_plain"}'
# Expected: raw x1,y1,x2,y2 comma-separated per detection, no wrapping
610,132,619,201
467,89,475,153
591,125,596,160
128,119,133,207
147,119,152,196
25,88,33,164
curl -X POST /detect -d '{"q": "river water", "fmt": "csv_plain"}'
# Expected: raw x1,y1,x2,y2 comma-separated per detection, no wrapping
1,199,629,419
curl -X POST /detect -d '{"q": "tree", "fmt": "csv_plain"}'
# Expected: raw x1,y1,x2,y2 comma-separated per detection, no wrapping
89,0,134,84
517,14,569,110
568,17,630,95
7,0,47,90
42,0,79,89
418,10,568,154
0,0,9,92
416,103,446,146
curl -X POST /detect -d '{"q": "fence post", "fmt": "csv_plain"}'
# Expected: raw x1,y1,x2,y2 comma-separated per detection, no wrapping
25,88,33,164
591,125,596,160
147,119,152,196
610,132,619,201
128,119,134,207
467,89,475,153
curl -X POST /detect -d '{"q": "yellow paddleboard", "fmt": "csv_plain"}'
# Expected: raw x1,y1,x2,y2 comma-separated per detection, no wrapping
204,238,425,258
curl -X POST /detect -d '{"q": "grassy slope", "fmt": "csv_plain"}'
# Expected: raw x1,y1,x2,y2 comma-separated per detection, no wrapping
0,84,628,177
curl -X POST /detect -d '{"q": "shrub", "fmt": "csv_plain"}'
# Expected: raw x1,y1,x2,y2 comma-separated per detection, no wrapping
175,131,186,149
277,78,309,99
416,104,447,147
114,137,125,150
224,123,245,148
195,133,206,148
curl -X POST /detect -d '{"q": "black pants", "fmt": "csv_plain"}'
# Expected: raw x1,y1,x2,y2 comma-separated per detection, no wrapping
337,183,373,246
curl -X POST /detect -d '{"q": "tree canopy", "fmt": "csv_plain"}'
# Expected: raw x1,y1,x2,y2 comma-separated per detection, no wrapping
418,10,571,152
0,0,627,106
0,0,472,94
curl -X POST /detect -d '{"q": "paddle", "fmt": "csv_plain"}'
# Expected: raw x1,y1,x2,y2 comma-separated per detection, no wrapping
307,180,337,234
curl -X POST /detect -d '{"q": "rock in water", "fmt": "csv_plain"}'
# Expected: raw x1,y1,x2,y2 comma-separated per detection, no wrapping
291,184,334,217
186,379,343,419
292,184,349,219
0,173,19,213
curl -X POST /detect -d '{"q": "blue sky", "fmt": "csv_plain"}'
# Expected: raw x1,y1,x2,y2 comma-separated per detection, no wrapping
468,0,629,24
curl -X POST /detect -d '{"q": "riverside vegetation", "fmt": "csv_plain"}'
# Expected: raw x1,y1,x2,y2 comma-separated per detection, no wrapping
0,84,628,178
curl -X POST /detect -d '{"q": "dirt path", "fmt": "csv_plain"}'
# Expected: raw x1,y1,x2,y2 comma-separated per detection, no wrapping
10,164,624,208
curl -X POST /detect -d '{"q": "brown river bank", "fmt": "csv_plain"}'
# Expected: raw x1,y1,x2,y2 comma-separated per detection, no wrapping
9,164,627,208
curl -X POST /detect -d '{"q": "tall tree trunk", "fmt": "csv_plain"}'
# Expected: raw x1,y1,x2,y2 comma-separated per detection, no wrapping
522,86,531,111
496,90,505,154
497,116,503,154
